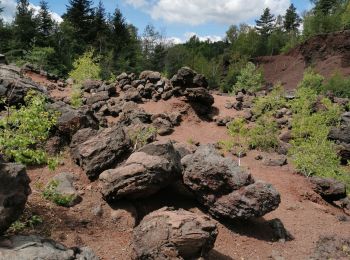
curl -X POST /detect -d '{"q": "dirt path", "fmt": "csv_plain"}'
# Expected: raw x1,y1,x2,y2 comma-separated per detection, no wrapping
20,91,350,260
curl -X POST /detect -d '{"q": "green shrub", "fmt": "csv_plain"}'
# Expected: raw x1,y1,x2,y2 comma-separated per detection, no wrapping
0,91,59,166
233,62,264,93
42,180,75,207
252,84,287,118
68,50,101,108
290,86,318,115
8,215,43,233
289,136,344,178
247,116,279,151
321,73,350,98
298,68,324,93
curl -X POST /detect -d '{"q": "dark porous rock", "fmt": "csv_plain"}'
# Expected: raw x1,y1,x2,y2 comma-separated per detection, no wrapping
71,124,132,179
82,79,102,93
182,145,281,219
279,130,292,143
310,235,350,260
173,142,197,158
152,117,173,136
184,87,214,107
171,67,197,89
309,177,347,202
236,92,244,102
0,64,46,107
214,116,233,126
124,87,142,102
0,235,98,260
211,181,281,219
0,163,31,234
262,155,288,167
340,197,350,212
86,91,109,106
100,141,182,201
119,104,152,126
132,207,218,260
233,101,243,111
139,71,161,83
49,102,99,138
193,73,208,88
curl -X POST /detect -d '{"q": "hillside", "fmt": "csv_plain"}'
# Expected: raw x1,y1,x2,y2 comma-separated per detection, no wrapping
258,30,350,90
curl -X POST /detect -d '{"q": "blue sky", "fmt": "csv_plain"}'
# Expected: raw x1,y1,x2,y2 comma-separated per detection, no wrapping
2,0,312,42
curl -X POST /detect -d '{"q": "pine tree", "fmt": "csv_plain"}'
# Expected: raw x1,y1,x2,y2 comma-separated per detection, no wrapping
255,8,276,37
91,1,109,54
64,0,93,45
311,0,339,15
13,0,38,51
0,1,4,25
37,0,54,46
284,4,302,32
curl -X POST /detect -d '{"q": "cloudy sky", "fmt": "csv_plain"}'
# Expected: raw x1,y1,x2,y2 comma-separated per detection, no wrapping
1,0,311,42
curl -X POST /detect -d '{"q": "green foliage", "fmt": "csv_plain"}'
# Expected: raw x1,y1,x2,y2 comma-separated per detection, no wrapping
42,180,75,207
0,91,59,166
252,84,287,118
8,215,43,233
68,50,101,107
24,47,55,70
247,116,279,151
321,72,350,98
226,116,279,152
233,62,264,93
288,73,347,186
129,126,157,150
297,69,324,92
69,50,101,84
289,136,345,178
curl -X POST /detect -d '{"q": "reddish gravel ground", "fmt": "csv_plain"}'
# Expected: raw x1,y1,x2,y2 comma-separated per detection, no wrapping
9,86,349,260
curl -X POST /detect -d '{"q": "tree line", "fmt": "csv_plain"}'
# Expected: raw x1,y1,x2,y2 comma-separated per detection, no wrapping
0,0,349,90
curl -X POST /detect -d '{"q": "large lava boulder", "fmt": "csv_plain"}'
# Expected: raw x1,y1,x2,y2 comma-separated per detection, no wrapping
100,141,182,201
0,163,31,234
309,177,347,202
132,207,218,260
0,64,46,108
71,124,132,179
182,145,281,219
0,235,98,260
171,67,208,89
49,102,99,139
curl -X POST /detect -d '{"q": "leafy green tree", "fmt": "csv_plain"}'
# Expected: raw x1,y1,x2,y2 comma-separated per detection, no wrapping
0,0,4,24
255,8,275,37
226,25,239,43
284,4,302,32
312,0,340,15
342,1,350,28
13,0,38,51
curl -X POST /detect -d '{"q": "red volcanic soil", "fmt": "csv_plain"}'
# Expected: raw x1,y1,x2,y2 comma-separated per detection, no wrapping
257,30,350,90
13,87,350,260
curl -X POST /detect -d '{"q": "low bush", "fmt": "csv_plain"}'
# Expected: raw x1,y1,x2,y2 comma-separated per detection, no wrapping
129,126,157,150
233,62,264,93
252,84,287,118
247,116,279,151
297,68,324,92
0,91,59,166
69,50,101,108
321,73,350,98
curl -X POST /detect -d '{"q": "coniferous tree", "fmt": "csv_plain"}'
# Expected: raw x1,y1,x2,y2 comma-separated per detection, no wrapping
91,1,109,54
64,0,93,46
37,0,54,46
284,4,302,32
255,8,276,37
13,0,38,51
312,0,339,15
0,1,4,26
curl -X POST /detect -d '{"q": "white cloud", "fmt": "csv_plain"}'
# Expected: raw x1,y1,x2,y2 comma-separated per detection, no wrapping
184,32,222,42
1,0,62,23
125,0,291,25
